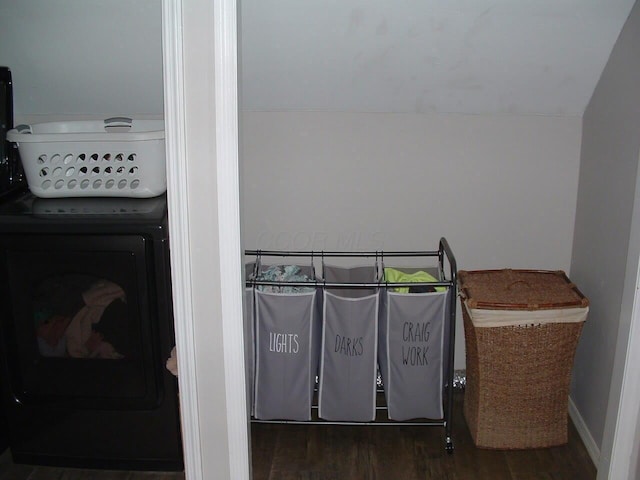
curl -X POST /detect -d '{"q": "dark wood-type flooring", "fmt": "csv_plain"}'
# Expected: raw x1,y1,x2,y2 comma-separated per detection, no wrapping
251,393,596,480
0,450,185,480
0,393,596,480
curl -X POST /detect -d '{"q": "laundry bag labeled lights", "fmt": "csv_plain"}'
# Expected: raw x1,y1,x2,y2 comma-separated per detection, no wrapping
253,264,320,421
379,267,449,421
318,265,379,422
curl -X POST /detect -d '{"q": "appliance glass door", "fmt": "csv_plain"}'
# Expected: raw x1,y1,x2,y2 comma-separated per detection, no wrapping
0,234,160,409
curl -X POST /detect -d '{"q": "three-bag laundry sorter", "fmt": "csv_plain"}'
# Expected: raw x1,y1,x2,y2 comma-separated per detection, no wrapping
244,238,457,452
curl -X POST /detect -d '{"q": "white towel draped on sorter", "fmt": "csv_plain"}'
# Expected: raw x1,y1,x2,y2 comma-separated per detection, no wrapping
379,284,449,421
318,265,379,422
253,265,320,421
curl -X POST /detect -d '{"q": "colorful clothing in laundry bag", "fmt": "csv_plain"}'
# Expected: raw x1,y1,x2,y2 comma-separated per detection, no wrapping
254,265,315,293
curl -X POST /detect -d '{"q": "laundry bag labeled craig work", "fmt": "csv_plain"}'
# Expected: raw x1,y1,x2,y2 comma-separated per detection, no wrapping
318,265,379,422
379,267,449,421
253,265,320,421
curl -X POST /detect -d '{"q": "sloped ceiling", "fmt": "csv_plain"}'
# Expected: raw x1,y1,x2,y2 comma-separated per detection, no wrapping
240,0,636,115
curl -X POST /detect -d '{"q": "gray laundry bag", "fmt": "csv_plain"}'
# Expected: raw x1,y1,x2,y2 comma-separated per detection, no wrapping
253,265,320,421
318,265,379,422
379,272,449,421
244,262,256,416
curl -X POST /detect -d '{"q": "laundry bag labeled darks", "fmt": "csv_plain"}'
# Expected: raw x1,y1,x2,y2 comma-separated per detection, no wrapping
379,267,449,421
253,265,320,421
318,265,379,422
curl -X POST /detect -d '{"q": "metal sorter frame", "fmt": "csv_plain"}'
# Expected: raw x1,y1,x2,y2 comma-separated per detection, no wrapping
245,237,457,453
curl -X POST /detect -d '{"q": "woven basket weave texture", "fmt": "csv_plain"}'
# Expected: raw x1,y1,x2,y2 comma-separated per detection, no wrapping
459,269,588,310
459,269,587,449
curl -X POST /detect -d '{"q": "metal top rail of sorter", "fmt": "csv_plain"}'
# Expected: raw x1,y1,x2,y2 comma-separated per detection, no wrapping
245,237,457,290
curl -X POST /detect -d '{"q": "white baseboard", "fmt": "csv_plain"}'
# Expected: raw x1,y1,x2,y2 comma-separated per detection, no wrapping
569,396,600,468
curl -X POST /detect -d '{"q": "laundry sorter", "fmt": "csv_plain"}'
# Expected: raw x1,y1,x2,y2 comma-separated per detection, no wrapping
244,238,457,452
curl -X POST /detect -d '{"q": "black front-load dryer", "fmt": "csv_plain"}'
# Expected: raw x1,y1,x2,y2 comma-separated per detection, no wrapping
0,192,183,471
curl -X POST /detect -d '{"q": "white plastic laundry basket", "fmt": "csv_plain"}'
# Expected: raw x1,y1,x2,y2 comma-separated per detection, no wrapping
7,117,166,198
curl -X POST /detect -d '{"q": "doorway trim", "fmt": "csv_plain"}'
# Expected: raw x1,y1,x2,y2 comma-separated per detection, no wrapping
600,147,640,480
161,0,249,479
161,2,203,479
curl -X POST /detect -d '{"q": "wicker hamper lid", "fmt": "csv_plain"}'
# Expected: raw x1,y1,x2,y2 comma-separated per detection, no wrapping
458,269,589,311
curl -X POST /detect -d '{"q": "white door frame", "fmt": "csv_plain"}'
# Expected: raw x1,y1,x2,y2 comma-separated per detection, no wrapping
162,0,250,479
604,262,640,479
599,148,640,480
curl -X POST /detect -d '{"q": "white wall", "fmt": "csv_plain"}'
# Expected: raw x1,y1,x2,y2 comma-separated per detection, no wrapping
240,0,633,116
570,0,640,474
241,111,583,368
0,0,163,119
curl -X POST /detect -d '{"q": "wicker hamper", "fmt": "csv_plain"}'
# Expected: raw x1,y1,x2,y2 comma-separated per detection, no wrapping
458,269,589,449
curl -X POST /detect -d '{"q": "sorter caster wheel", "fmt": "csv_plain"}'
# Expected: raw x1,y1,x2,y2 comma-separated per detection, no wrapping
446,438,454,454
